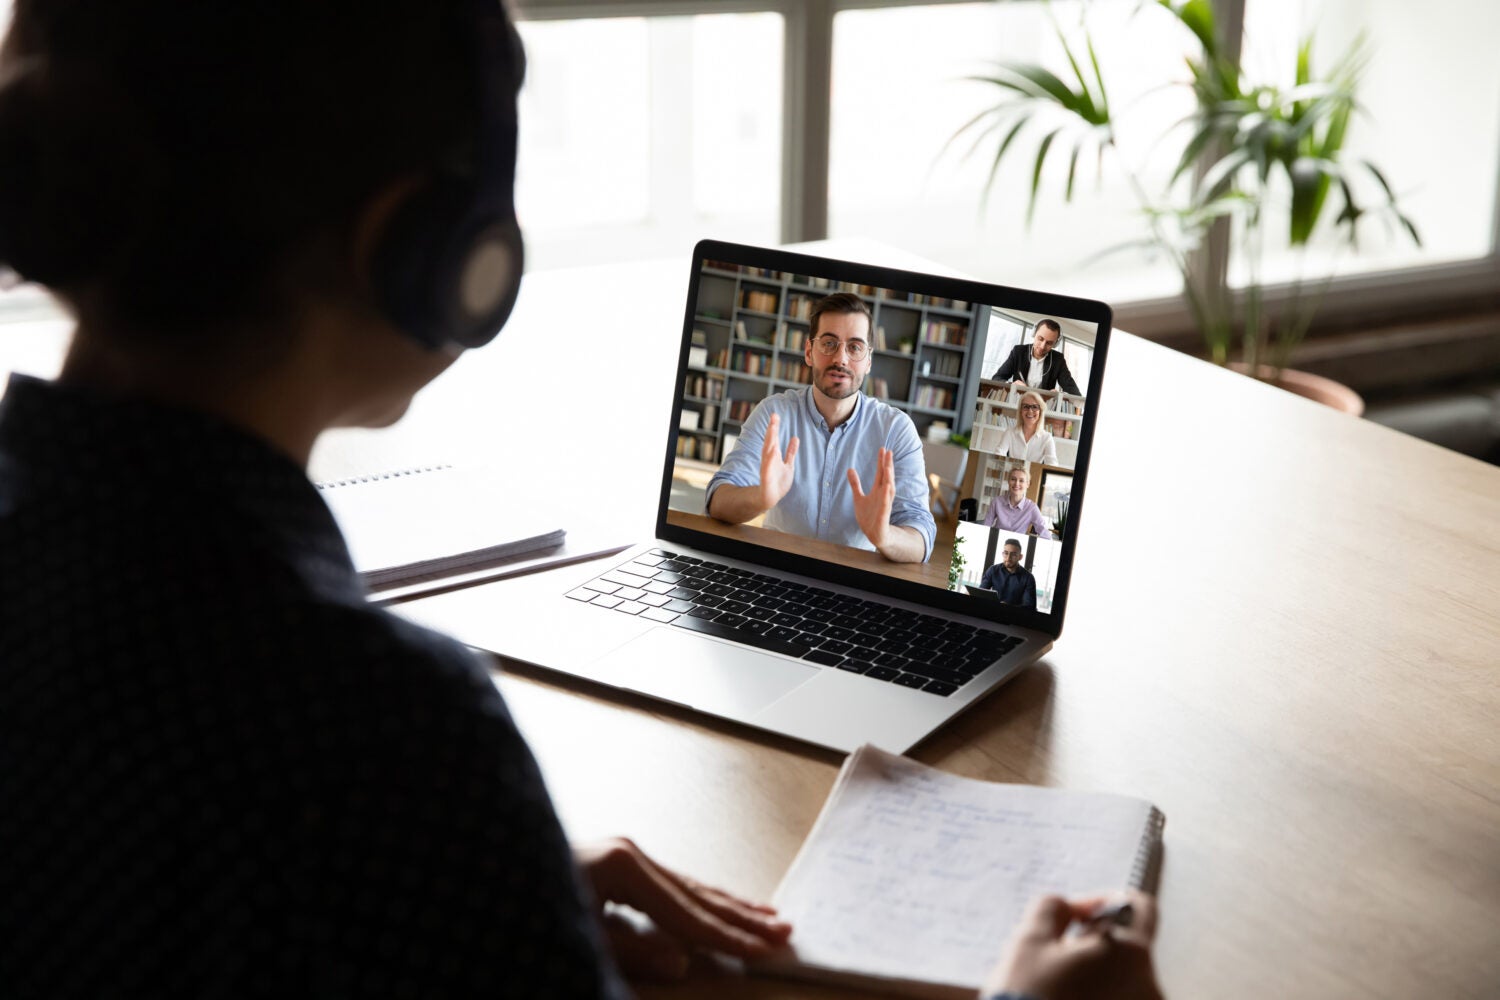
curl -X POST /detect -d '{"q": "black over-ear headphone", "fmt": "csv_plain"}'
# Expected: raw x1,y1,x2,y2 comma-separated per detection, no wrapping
371,0,525,351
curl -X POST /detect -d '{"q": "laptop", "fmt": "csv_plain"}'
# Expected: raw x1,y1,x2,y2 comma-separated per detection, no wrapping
397,240,1111,754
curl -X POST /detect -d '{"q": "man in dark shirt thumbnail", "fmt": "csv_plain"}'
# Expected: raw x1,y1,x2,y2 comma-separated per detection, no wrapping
980,538,1038,608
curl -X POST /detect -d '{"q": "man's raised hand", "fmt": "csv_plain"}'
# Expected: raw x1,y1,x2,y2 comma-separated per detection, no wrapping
846,446,896,551
758,412,799,512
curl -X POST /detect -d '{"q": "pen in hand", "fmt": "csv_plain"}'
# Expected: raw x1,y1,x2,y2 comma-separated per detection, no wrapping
1081,900,1134,933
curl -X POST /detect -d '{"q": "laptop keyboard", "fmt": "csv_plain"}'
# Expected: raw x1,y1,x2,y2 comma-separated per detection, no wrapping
565,548,1024,698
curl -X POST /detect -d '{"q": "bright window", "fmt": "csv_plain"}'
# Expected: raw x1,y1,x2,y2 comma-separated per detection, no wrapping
1231,0,1500,288
827,1,1196,304
514,13,783,270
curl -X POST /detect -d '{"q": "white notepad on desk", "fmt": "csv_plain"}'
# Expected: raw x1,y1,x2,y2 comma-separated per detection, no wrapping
316,465,567,591
755,745,1165,999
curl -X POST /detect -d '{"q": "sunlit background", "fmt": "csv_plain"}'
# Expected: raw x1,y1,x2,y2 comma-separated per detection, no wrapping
1,0,1497,362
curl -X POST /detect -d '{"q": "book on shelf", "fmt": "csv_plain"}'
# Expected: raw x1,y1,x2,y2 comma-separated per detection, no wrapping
753,744,1164,999
742,288,779,313
920,319,969,347
316,465,566,593
868,376,891,401
687,345,708,369
874,325,888,351
734,319,749,340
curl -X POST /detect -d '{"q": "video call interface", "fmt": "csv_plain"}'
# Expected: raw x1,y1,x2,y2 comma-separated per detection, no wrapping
666,258,1098,618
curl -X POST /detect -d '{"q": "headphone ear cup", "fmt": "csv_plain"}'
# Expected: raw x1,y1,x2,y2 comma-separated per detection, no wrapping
369,179,523,351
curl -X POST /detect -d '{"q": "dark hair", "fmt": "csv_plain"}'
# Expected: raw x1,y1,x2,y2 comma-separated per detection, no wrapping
1003,538,1023,551
1034,319,1062,339
808,291,872,340
0,0,521,340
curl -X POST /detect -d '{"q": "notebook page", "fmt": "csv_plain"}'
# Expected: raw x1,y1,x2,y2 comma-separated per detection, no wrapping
769,745,1159,992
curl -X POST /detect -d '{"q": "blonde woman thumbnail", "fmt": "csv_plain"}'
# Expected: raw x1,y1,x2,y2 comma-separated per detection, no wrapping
998,390,1058,465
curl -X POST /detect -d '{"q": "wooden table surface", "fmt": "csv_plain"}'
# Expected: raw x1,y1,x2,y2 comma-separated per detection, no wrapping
664,508,951,588
319,247,1500,999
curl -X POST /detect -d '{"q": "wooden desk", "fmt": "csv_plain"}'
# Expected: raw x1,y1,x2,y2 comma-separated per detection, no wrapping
664,509,951,588
353,248,1500,1000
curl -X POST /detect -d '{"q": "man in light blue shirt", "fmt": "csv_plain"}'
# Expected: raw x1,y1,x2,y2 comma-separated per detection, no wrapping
706,293,935,563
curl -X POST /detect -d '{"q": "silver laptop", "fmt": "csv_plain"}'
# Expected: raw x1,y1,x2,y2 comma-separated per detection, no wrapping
398,240,1111,754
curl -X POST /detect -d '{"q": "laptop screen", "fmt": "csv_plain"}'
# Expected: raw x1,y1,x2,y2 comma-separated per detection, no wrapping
658,241,1110,636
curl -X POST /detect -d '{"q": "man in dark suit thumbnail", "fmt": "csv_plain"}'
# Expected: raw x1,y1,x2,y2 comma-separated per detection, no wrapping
991,318,1082,395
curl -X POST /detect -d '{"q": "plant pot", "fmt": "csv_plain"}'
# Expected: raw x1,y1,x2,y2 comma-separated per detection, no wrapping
1229,363,1364,416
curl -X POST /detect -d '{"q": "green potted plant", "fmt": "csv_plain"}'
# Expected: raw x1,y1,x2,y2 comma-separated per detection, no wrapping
955,0,1419,392
948,536,968,591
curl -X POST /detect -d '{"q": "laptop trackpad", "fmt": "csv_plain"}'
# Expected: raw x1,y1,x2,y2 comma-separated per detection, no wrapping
598,627,819,718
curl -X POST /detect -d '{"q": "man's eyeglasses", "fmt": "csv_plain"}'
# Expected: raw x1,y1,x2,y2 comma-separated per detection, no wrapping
812,336,869,361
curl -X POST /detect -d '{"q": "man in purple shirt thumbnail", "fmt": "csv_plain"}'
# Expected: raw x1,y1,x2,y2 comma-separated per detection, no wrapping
982,466,1053,539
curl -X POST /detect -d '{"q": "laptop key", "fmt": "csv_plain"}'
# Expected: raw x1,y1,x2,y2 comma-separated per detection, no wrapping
648,548,677,558
717,612,748,628
770,612,804,627
739,620,773,635
642,608,679,623
703,583,737,597
719,600,751,616
673,614,811,657
687,606,721,620
653,571,684,584
803,649,845,667
665,599,696,613
615,587,645,600
893,673,928,689
592,595,624,609
694,594,726,608
583,580,620,595
643,582,676,595
902,662,969,686
819,640,853,656
923,680,958,697
743,606,776,621
614,601,647,615
604,570,653,586
632,554,665,567
864,666,900,682
639,594,672,608
667,587,701,600
767,626,801,641
566,588,597,602
837,659,872,674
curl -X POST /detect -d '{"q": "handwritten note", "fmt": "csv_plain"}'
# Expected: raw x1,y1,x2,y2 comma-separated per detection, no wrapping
760,745,1162,995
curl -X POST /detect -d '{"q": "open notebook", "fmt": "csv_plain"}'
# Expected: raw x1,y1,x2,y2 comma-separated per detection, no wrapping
754,745,1165,998
316,465,566,594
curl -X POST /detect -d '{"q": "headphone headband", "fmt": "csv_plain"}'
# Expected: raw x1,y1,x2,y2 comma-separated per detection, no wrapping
371,0,525,351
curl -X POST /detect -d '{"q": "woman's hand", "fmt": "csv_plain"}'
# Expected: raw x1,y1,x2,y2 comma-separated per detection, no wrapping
982,891,1163,1000
575,838,792,982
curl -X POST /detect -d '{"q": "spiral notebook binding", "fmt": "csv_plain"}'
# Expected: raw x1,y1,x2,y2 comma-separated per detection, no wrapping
1129,806,1167,891
314,464,453,490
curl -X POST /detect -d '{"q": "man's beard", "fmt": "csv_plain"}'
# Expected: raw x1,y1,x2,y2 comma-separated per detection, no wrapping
815,364,863,400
